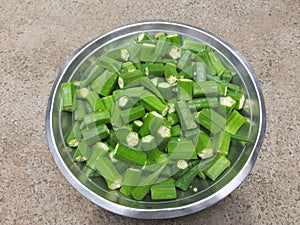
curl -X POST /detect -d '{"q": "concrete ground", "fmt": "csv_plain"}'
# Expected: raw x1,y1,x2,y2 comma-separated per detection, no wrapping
0,0,299,224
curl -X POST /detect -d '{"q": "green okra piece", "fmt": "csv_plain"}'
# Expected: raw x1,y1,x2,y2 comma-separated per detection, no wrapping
195,108,227,134
66,121,81,147
118,70,144,88
167,113,179,125
141,90,169,116
137,32,153,43
76,87,89,99
83,100,93,114
177,50,192,70
118,95,137,109
91,71,118,96
81,124,110,145
182,38,206,53
138,111,165,137
168,45,182,59
144,63,165,76
175,162,200,191
120,168,142,196
193,81,220,97
151,182,177,200
145,148,161,161
132,120,143,132
154,32,166,39
73,141,90,162
112,86,144,100
131,164,166,200
171,124,182,137
157,82,173,100
193,61,207,82
86,142,110,169
221,70,233,82
110,102,123,129
74,100,86,121
61,82,76,112
113,143,147,166
150,77,165,86
175,101,198,131
83,110,110,128
208,51,226,74
126,40,142,62
183,128,201,139
218,83,228,96
102,95,114,113
140,135,157,151
79,64,105,88
164,62,178,85
227,92,245,110
154,125,171,150
93,157,123,190
86,91,106,112
206,74,240,92
198,154,218,172
99,55,122,73
205,154,230,181
212,131,231,156
219,96,236,113
121,104,146,124
167,138,197,160
139,43,156,61
197,50,217,75
153,36,168,59
194,131,213,156
106,130,119,148
178,79,193,101
179,64,194,79
166,33,181,45
225,110,246,135
188,97,219,111
122,61,136,73
106,48,130,62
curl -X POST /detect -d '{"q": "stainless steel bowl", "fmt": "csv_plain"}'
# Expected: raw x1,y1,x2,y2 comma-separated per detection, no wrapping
46,21,266,219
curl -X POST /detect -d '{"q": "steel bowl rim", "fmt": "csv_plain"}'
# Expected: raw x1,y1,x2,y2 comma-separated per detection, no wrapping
45,20,266,219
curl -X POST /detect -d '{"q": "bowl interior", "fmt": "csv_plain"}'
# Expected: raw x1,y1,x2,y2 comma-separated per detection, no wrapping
47,21,265,218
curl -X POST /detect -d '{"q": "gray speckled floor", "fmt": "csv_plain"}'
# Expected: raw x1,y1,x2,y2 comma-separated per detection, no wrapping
0,0,299,224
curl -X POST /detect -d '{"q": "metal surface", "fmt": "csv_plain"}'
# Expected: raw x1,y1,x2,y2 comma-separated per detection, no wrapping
45,21,266,219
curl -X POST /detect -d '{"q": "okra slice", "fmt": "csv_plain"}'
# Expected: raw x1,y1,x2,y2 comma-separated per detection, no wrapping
144,63,165,76
137,32,153,43
121,104,146,124
193,61,207,82
194,131,214,158
81,124,110,145
106,48,130,62
225,110,246,135
122,61,136,73
91,71,118,96
221,70,233,82
131,164,166,200
227,92,245,110
168,45,182,59
197,50,217,75
167,113,179,125
166,34,181,45
193,81,220,97
112,86,144,101
175,162,200,191
76,87,89,99
120,168,142,196
157,82,173,100
83,110,110,129
195,108,226,134
208,51,226,74
138,111,165,137
80,64,105,88
182,38,206,53
86,142,110,169
132,120,143,132
99,55,122,73
151,182,177,200
177,50,192,70
118,95,137,109
205,154,230,181
73,141,90,162
113,143,147,166
171,124,182,137
140,135,157,151
139,43,156,62
164,62,178,85
74,100,86,121
206,74,240,92
167,138,197,160
61,82,76,112
110,102,123,129
141,90,169,116
118,70,144,88
175,101,198,131
212,131,231,156
86,91,106,112
178,79,193,101
93,157,123,190
188,97,219,111
66,121,81,147
102,95,114,113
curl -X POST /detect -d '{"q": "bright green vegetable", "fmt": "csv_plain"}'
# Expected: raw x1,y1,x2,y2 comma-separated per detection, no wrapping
178,79,193,101
175,101,198,131
61,82,76,112
120,168,142,196
205,154,230,181
113,143,147,166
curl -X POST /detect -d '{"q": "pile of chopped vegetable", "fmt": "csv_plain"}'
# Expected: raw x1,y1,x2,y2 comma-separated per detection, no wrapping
61,32,252,201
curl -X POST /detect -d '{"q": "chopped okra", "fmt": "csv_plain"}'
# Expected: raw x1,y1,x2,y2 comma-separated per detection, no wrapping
61,32,252,201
